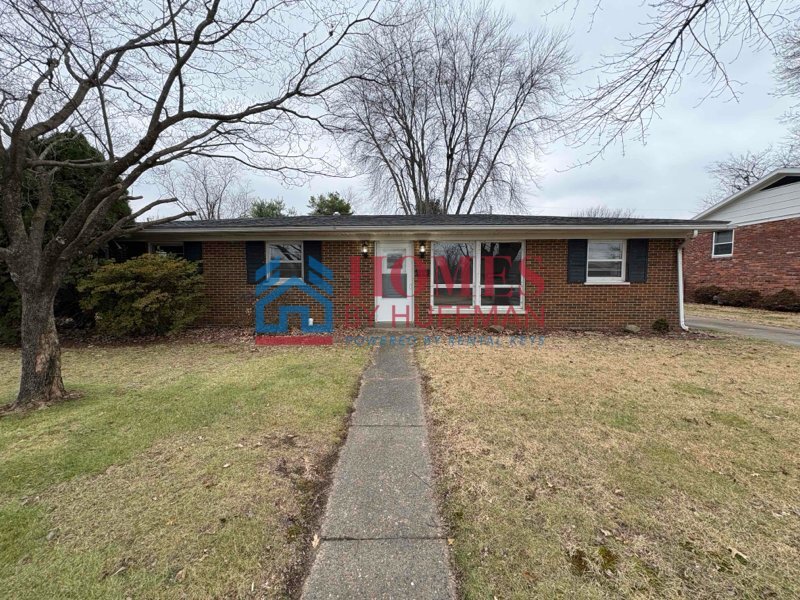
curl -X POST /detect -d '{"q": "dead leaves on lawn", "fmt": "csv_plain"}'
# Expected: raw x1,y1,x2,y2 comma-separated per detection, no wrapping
419,333,800,598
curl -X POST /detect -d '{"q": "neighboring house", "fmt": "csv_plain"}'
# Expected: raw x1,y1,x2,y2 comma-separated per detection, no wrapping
684,168,800,299
128,214,723,331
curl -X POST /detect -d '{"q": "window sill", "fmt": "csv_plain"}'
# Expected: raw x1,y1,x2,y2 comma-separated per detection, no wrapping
711,254,733,259
430,306,526,315
269,276,305,284
584,281,630,286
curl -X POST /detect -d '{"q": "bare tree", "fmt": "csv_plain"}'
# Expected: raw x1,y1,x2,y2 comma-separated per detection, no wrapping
155,158,255,220
334,0,571,214
700,145,798,209
571,205,636,218
564,0,795,151
777,25,800,144
0,0,380,409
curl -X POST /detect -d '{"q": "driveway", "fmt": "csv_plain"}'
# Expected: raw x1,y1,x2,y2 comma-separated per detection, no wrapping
687,316,800,347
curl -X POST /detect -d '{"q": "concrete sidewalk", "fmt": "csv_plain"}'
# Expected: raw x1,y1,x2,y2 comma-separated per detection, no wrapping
687,317,800,347
301,345,454,599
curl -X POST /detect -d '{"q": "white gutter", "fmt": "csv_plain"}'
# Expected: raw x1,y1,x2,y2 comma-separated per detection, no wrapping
676,232,696,331
141,222,729,235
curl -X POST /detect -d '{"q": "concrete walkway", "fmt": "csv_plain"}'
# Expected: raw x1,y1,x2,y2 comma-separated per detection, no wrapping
687,317,800,347
302,345,455,599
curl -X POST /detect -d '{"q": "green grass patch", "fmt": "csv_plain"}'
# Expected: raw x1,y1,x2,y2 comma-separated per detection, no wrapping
0,341,367,599
671,381,720,397
707,410,752,429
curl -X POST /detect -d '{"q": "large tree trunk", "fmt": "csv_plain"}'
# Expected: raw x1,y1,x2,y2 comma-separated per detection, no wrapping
14,288,67,409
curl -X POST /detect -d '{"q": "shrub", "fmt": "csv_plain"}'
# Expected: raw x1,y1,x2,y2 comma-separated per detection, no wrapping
761,288,800,312
79,254,204,337
716,288,762,308
652,318,670,333
1,256,105,344
693,285,723,304
55,256,104,329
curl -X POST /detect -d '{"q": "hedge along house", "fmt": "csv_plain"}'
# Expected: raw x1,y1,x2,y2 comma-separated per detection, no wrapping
126,214,726,333
684,168,800,299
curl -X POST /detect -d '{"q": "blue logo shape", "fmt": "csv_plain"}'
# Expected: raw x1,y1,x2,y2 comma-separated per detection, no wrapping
255,257,333,334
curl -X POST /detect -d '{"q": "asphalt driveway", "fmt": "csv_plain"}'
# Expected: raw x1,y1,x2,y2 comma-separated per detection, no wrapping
687,316,800,347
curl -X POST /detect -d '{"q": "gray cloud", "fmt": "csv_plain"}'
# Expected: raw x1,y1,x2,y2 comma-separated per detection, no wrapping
132,0,794,220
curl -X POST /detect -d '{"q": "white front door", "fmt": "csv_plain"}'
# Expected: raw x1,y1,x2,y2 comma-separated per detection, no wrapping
374,241,414,325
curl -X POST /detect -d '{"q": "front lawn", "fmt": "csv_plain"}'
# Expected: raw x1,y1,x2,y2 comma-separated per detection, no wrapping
686,302,800,329
419,335,800,598
0,340,367,599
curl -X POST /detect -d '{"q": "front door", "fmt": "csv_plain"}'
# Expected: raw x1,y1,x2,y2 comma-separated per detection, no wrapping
374,241,414,325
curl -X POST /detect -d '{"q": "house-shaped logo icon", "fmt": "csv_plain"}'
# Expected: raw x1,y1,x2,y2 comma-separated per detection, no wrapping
254,256,333,334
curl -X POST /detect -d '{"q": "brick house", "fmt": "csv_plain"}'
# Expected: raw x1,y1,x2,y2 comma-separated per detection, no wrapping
684,168,800,299
128,214,723,333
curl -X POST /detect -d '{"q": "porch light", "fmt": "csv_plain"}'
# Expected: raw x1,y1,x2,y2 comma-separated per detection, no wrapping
419,242,427,258
361,242,369,258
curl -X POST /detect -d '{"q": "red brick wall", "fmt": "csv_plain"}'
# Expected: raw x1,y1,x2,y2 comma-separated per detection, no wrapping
200,238,682,331
683,218,800,299
412,239,681,331
201,240,375,329
326,240,374,328
202,241,253,326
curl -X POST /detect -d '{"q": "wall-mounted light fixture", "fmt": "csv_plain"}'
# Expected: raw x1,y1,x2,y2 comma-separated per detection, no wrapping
419,242,427,258
361,242,369,258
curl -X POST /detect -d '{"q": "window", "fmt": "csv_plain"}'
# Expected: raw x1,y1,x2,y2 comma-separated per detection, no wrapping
381,250,409,298
268,241,303,279
150,242,184,257
712,230,734,257
586,240,625,282
432,241,524,309
480,242,523,306
432,242,474,306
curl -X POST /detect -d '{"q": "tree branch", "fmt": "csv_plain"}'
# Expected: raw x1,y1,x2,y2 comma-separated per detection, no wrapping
84,208,195,255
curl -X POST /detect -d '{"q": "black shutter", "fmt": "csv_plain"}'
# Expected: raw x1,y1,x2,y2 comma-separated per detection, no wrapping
109,240,148,262
567,239,588,283
184,241,203,273
626,239,649,283
304,241,323,283
245,241,265,284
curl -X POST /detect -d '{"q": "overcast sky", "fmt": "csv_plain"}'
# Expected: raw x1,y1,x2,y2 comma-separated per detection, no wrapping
131,0,795,220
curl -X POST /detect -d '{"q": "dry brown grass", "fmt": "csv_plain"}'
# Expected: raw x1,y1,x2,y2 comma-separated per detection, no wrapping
686,302,800,329
418,334,800,599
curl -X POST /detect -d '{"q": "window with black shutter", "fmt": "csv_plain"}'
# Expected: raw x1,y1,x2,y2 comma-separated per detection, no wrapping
567,239,588,283
625,239,648,283
183,241,203,273
303,241,323,283
245,241,266,284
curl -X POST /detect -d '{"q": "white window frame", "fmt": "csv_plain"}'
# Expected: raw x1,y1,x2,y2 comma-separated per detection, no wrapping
711,230,734,258
430,241,526,313
586,240,626,284
267,241,304,282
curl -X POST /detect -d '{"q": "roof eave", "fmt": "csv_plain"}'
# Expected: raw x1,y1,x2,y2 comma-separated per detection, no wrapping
695,167,800,219
130,221,729,242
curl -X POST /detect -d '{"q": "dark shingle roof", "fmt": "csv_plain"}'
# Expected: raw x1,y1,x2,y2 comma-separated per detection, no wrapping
147,214,726,230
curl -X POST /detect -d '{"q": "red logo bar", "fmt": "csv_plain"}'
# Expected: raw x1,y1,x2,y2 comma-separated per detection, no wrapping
255,335,334,346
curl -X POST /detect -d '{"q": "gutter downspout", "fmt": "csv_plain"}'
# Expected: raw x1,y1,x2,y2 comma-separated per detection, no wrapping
677,230,698,331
